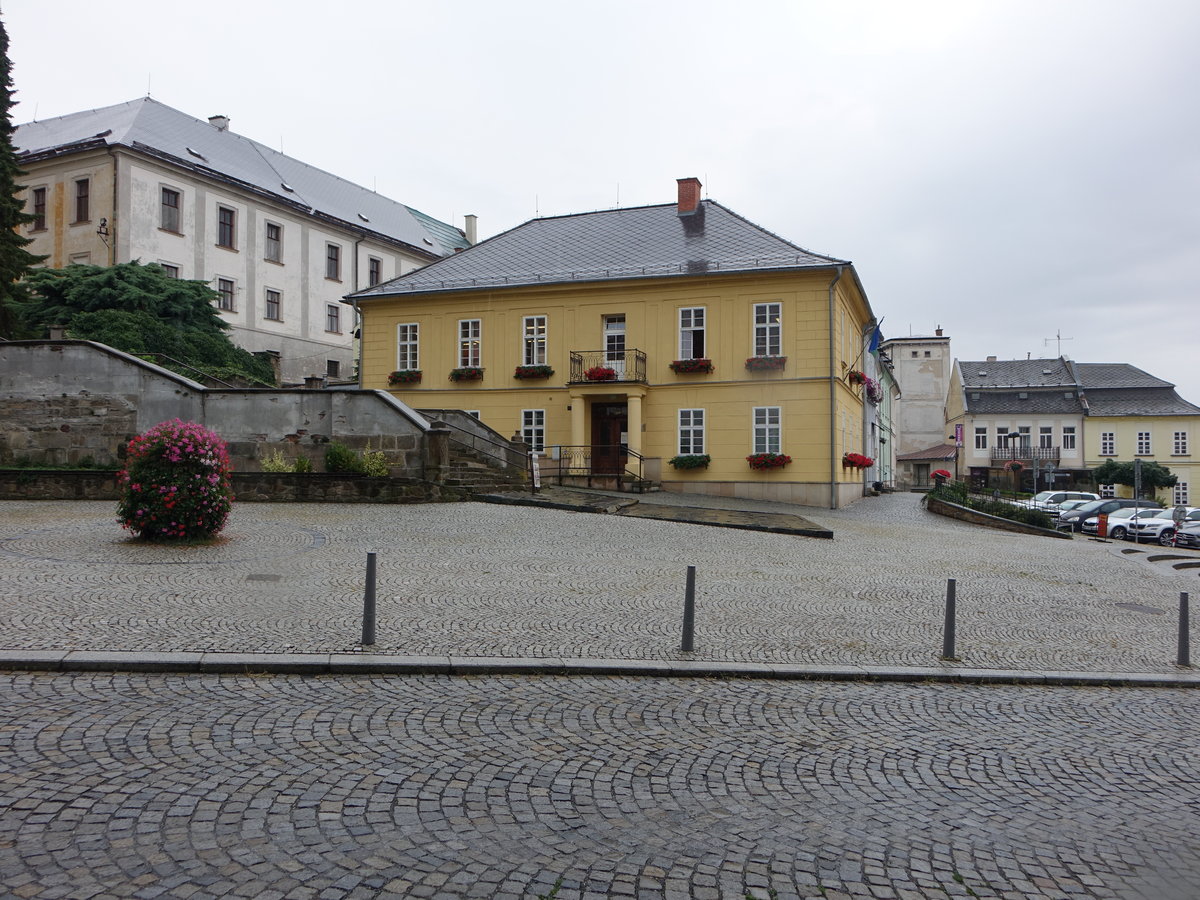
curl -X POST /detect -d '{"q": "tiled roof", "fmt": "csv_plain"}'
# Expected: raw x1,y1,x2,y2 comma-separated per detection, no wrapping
897,443,958,462
1074,363,1174,390
965,390,1084,415
959,358,1075,388
350,200,848,298
1083,388,1200,417
16,98,469,258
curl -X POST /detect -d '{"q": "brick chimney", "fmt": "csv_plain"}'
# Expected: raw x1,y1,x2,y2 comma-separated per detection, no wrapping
677,177,702,215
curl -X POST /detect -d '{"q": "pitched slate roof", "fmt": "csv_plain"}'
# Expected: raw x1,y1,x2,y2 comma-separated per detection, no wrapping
350,200,848,298
1081,388,1200,416
1074,363,1174,390
964,390,1084,415
959,358,1075,388
16,98,469,258
897,443,958,462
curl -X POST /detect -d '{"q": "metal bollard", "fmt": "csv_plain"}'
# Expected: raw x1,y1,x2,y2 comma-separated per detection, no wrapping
681,565,696,652
1179,592,1190,668
941,578,957,660
361,551,377,646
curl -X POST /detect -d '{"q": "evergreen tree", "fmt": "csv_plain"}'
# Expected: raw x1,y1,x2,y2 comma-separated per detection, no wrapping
0,16,46,339
23,261,276,386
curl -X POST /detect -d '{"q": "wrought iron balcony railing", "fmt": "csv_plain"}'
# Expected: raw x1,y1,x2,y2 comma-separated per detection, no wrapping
569,349,647,384
990,446,1061,462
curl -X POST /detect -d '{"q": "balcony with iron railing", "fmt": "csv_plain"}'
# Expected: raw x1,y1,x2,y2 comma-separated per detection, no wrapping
991,446,1061,462
568,350,647,385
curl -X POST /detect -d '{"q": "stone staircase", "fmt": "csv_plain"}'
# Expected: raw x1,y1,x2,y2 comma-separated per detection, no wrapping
441,454,528,496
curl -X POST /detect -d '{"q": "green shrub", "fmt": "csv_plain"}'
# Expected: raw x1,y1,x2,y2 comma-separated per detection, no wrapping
260,449,292,473
324,441,365,474
116,419,233,541
361,448,390,478
293,456,313,473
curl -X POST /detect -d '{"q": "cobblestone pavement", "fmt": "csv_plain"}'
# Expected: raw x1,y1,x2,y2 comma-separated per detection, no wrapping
2,493,1198,673
2,672,1198,900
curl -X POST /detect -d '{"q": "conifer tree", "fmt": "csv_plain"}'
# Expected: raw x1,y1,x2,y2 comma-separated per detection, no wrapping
0,16,45,339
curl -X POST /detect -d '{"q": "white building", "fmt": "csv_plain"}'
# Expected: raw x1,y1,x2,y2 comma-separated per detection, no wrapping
16,98,473,384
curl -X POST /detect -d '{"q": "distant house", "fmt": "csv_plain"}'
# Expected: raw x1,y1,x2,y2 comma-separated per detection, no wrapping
348,178,883,508
944,356,1198,503
880,330,953,488
1076,363,1199,505
16,98,472,385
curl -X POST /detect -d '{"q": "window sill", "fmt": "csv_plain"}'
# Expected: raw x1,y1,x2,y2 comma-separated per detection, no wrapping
158,228,184,236
70,220,91,227
325,277,343,284
28,227,47,234
264,258,284,266
325,330,343,335
264,317,283,323
215,244,238,252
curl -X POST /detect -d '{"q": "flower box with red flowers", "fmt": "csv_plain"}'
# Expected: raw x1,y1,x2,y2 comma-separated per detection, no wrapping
387,369,422,385
745,356,787,372
513,365,554,380
449,367,484,382
584,366,617,382
842,452,875,469
669,358,714,375
747,452,791,470
847,370,867,385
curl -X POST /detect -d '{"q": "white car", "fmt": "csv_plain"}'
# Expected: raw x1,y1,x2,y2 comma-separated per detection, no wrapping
1129,508,1200,545
1080,506,1164,540
1023,490,1100,511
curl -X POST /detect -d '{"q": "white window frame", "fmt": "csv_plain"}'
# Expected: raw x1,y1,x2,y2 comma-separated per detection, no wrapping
1062,426,1076,451
368,256,382,287
264,288,281,321
1100,432,1115,456
397,323,419,371
679,307,706,360
521,409,545,452
264,221,282,263
1174,482,1190,505
1137,431,1152,455
216,277,236,312
325,304,341,334
459,319,481,367
1174,431,1189,455
752,406,781,454
1039,426,1053,449
679,409,705,455
523,315,547,366
974,427,988,450
1017,426,1031,448
216,205,236,249
1099,483,1116,498
753,302,782,357
325,243,341,281
160,186,181,233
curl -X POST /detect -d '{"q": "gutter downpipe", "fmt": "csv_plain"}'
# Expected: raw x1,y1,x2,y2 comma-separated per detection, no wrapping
352,235,365,387
828,265,845,509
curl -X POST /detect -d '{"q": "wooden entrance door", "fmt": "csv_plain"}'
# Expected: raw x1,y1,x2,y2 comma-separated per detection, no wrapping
591,402,627,474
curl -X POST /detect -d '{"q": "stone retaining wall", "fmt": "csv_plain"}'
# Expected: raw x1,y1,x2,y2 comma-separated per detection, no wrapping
0,470,470,504
925,495,1072,540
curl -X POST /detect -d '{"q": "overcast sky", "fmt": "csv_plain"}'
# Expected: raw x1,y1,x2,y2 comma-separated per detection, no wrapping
8,0,1199,403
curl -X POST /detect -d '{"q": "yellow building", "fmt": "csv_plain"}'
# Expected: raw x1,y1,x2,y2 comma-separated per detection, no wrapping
1076,363,1199,506
348,179,881,507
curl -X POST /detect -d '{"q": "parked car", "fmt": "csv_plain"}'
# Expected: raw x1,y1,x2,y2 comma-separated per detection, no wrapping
1024,490,1100,511
1054,499,1094,514
1133,508,1200,545
1175,523,1200,550
1080,506,1164,539
1057,498,1164,532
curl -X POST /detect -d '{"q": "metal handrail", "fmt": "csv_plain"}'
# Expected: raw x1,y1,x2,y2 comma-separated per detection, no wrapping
545,444,645,485
568,350,647,384
420,410,526,472
991,446,1061,461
